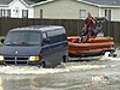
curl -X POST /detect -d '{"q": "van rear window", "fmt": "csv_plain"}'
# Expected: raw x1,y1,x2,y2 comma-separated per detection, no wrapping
47,29,67,43
47,29,65,37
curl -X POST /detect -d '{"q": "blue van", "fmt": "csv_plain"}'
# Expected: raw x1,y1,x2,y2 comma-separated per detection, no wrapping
0,25,68,68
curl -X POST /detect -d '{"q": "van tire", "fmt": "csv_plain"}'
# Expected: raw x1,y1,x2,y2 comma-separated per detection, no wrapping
39,61,46,68
63,55,68,63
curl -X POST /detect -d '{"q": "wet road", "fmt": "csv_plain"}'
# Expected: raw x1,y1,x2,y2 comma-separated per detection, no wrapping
0,49,120,90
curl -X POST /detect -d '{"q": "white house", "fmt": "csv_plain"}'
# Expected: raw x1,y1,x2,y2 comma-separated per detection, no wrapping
32,0,120,21
0,0,35,18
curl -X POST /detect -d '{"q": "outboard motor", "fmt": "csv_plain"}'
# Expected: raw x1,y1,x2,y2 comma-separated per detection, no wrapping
93,17,107,37
93,24,103,36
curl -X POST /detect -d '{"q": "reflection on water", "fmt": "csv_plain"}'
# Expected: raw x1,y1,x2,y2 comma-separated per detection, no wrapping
1,69,120,90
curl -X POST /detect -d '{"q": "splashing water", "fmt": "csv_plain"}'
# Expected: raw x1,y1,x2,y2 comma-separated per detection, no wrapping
0,63,117,75
99,50,120,61
0,65,70,75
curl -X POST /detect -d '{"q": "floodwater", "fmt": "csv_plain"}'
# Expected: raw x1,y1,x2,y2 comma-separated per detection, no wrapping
0,49,120,90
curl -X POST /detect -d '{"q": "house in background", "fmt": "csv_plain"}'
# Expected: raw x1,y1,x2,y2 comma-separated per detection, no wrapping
0,0,35,18
32,0,120,21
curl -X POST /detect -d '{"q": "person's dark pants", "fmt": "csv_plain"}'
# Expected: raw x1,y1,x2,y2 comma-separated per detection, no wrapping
86,27,95,42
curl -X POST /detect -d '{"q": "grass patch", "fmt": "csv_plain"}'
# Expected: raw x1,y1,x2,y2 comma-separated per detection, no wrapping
115,43,120,48
0,36,5,46
0,36,5,39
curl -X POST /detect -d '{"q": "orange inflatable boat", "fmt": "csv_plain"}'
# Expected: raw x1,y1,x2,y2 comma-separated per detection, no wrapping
68,36,115,57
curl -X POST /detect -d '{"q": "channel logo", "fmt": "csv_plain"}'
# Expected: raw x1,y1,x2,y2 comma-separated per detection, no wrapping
102,75,110,82
92,75,110,83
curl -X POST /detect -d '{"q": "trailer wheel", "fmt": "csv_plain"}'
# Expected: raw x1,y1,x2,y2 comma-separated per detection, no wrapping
63,55,68,62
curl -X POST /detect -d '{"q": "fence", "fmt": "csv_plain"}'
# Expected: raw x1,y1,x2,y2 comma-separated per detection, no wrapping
0,18,120,43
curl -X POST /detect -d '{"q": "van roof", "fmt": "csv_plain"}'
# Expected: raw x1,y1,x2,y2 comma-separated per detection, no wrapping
10,25,64,32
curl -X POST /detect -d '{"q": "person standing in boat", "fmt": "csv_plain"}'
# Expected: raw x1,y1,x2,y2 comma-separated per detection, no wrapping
83,12,96,41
